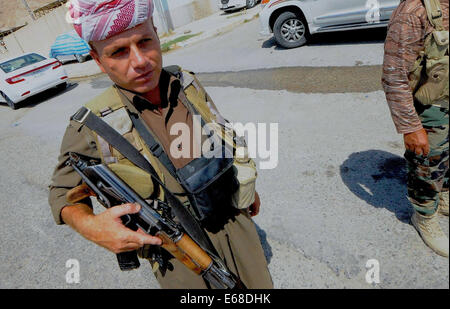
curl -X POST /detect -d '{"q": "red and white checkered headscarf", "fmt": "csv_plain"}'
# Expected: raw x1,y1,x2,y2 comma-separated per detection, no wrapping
69,0,154,42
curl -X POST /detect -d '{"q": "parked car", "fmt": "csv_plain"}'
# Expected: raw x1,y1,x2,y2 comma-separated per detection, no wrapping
218,0,260,13
0,52,68,109
49,30,91,64
259,0,400,48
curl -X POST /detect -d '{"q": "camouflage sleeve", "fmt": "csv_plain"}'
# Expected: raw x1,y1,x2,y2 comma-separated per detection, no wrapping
48,121,100,225
382,3,426,134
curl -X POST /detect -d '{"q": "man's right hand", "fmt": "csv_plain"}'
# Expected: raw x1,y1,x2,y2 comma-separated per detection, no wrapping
404,128,430,157
62,203,162,254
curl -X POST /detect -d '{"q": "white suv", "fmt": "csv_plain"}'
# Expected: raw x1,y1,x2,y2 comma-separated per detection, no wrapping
259,0,400,48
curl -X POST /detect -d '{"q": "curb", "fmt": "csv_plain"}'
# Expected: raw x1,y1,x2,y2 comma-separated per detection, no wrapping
69,71,106,82
168,12,259,51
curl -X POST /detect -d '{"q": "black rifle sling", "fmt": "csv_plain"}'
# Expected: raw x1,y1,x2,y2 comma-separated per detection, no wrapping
71,107,218,256
127,111,179,182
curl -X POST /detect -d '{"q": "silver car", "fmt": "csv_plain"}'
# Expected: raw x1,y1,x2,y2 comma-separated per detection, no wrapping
219,0,260,12
259,0,400,48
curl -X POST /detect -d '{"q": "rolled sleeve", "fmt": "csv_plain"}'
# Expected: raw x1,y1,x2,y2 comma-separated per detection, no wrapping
48,121,100,225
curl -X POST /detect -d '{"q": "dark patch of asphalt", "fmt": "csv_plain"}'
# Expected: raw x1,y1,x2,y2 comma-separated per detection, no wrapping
196,65,383,94
84,65,384,94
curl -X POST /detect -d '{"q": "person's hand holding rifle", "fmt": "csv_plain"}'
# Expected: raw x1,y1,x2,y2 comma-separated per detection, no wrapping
64,153,245,289
61,201,162,254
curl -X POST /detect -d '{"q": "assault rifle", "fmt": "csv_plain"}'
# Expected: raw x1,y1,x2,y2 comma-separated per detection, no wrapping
66,153,246,289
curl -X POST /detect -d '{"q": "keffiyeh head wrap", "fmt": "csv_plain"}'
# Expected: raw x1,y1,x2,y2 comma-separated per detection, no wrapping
69,0,154,42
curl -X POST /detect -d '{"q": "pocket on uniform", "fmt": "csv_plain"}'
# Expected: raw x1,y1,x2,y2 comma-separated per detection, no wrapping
232,158,257,210
415,56,449,106
103,108,133,135
417,105,448,127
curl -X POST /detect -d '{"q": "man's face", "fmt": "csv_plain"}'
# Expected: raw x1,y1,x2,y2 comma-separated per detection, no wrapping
90,20,162,94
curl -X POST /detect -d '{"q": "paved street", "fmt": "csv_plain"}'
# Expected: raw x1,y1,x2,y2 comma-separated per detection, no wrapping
163,16,388,71
0,18,448,289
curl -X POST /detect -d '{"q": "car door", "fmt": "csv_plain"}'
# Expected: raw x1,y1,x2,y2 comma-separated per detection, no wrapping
312,0,370,28
378,0,401,22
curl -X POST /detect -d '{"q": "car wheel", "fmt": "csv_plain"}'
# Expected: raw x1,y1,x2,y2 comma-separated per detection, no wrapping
246,0,257,9
1,92,17,110
75,54,85,63
273,11,309,49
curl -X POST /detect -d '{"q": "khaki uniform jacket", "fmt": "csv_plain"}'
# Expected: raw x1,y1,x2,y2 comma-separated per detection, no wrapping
48,69,273,289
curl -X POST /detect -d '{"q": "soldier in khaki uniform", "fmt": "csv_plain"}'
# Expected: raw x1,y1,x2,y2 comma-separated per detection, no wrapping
49,0,273,289
382,0,449,257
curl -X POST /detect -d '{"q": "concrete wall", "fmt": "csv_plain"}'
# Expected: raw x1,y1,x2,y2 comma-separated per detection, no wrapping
0,6,72,61
0,0,220,61
155,0,219,30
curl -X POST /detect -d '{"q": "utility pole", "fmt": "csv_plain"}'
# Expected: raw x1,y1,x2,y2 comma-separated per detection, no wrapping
21,0,36,21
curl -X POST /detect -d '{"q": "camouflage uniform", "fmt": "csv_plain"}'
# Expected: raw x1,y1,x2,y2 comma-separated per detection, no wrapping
382,0,449,215
405,106,449,215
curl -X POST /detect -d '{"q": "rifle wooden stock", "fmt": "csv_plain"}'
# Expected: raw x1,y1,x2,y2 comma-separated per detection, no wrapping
67,183,96,204
159,233,213,275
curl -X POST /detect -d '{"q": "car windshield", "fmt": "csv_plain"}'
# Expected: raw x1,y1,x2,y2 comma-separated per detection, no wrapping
0,53,46,73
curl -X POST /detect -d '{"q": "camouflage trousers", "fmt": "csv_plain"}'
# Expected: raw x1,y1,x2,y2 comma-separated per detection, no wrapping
405,105,449,215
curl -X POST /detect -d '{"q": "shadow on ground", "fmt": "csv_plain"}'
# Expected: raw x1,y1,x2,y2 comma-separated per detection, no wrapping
255,223,273,264
340,149,412,224
262,27,387,50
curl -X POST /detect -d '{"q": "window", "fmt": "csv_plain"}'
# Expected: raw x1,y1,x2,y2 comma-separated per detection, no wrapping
0,53,46,73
